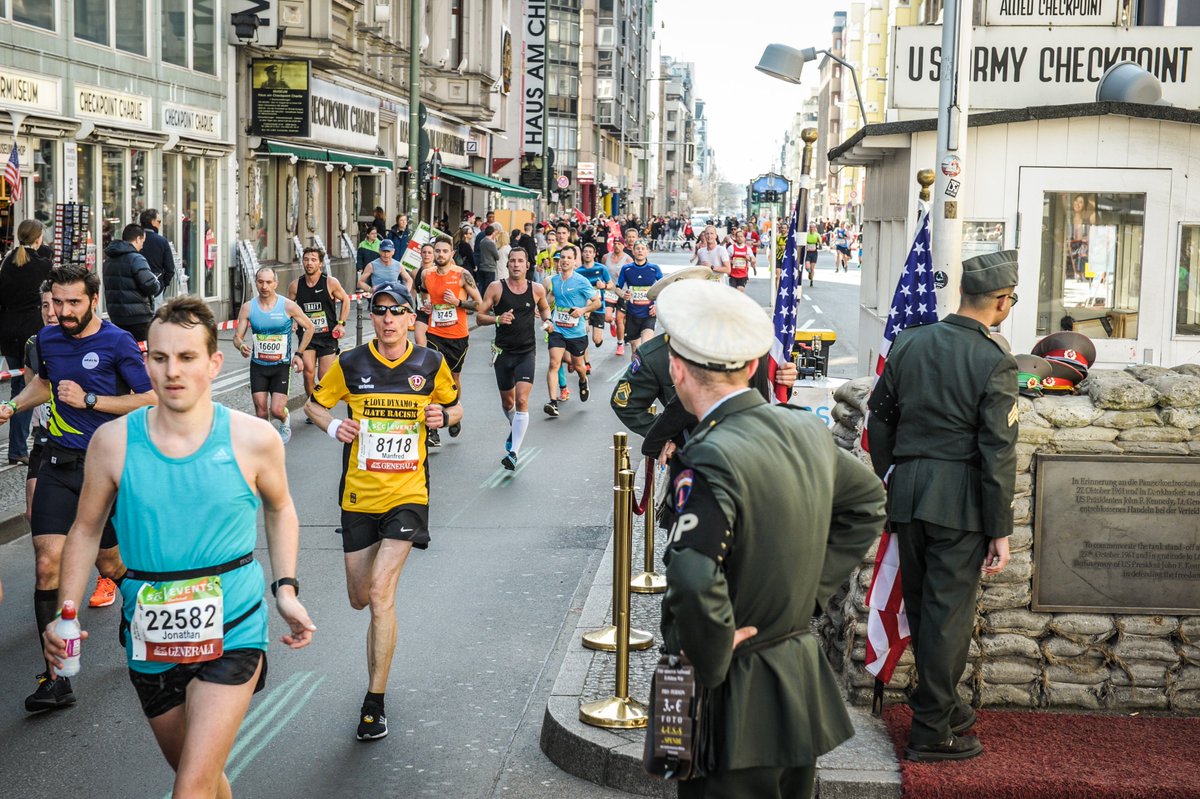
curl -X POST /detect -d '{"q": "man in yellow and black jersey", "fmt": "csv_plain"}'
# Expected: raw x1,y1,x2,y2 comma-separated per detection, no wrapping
303,282,460,742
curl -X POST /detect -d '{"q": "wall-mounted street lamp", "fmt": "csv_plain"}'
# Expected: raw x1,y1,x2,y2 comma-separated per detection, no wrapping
756,44,868,129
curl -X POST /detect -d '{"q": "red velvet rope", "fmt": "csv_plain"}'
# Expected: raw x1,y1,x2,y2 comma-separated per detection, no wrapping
632,456,654,516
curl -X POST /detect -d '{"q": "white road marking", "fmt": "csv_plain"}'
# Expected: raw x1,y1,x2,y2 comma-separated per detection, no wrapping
800,318,815,330
811,305,823,315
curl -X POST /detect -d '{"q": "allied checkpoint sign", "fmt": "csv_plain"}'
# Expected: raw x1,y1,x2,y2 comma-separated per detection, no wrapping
890,25,1200,111
984,0,1122,27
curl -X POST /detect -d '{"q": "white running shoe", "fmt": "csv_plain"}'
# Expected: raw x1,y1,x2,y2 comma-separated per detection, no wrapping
280,410,292,444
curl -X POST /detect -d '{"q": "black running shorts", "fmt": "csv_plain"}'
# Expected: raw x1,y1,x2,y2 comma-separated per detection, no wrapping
340,505,431,553
31,459,118,548
249,363,292,395
129,649,267,719
729,276,749,288
494,349,536,392
425,334,469,373
308,334,339,359
547,332,587,358
588,310,606,329
624,314,657,342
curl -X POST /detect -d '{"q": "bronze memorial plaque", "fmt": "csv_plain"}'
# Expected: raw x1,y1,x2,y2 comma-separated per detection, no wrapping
1033,454,1200,614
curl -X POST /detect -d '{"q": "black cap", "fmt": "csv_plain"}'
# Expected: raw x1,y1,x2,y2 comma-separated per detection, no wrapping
370,282,415,308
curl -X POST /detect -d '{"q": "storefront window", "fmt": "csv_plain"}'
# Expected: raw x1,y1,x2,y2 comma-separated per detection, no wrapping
100,146,125,248
1177,225,1200,336
183,155,200,294
130,149,147,221
75,0,109,46
203,157,218,296
252,158,275,261
78,144,96,246
1037,192,1144,340
13,0,54,30
33,140,56,246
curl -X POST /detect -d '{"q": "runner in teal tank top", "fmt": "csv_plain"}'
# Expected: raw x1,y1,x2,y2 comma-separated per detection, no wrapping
116,403,267,674
44,296,315,798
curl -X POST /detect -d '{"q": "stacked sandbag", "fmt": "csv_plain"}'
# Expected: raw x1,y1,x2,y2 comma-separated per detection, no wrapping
819,365,1200,714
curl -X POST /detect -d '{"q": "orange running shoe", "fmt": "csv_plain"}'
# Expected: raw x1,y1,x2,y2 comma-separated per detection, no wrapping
88,576,116,608
558,387,571,402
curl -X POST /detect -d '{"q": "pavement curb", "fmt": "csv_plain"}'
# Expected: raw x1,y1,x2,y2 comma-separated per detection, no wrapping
540,536,903,799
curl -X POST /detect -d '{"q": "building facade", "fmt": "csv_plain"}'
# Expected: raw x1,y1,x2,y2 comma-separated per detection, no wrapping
655,56,694,215
0,0,233,309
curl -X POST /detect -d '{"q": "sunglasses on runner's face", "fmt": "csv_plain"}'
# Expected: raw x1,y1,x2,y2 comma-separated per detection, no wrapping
371,305,413,316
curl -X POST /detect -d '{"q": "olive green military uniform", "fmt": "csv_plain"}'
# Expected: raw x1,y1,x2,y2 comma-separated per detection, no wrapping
663,391,886,798
866,314,1018,746
610,333,673,436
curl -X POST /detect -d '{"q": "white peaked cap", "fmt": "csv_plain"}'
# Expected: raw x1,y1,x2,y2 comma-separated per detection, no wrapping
656,279,775,371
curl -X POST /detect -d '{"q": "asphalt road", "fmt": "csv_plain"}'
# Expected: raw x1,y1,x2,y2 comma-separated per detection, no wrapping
0,248,862,798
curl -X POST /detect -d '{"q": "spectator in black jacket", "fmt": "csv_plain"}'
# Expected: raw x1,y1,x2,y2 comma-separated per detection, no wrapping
138,208,173,306
0,219,53,463
388,213,410,254
102,224,160,343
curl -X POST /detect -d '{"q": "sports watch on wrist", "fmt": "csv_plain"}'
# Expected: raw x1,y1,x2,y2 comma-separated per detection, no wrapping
271,577,300,597
84,392,98,410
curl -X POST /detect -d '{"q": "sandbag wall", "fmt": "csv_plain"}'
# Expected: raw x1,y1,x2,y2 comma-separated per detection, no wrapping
818,366,1200,713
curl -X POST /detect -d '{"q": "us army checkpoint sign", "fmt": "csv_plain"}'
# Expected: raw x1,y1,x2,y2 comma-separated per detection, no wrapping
890,25,1200,111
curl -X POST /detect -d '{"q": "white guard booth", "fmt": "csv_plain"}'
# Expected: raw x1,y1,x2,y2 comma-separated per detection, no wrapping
832,102,1200,371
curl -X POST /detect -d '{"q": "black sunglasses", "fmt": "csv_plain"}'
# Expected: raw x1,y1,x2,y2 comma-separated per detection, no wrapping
994,292,1019,306
371,305,413,317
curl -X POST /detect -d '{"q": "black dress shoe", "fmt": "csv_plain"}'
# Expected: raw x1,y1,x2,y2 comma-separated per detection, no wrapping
950,706,977,735
905,734,983,762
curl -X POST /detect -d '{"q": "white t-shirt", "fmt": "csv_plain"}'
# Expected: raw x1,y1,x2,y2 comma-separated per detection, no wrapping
695,244,730,270
496,245,512,280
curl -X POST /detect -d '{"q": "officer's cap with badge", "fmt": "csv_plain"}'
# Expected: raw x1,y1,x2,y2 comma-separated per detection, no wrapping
656,279,774,371
961,249,1019,295
1014,354,1052,398
1032,330,1096,388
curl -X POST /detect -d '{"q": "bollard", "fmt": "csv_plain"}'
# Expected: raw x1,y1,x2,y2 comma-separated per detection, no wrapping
580,468,649,729
630,457,666,593
355,297,364,347
582,434,654,652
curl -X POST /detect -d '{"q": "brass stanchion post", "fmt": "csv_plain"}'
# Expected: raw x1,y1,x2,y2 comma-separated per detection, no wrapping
582,434,654,652
580,468,649,728
630,457,666,593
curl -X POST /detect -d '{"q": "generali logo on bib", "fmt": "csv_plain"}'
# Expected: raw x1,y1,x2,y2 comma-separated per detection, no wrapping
82,352,100,369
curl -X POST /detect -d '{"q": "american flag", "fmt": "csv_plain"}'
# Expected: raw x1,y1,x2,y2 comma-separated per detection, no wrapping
3,144,20,203
767,200,801,403
862,208,938,698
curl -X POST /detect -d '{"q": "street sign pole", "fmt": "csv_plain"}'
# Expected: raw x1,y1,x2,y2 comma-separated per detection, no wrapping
406,0,422,221
931,0,972,317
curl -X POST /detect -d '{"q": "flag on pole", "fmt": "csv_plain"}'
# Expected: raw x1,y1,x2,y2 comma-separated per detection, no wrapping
767,197,801,403
3,143,20,203
862,208,938,710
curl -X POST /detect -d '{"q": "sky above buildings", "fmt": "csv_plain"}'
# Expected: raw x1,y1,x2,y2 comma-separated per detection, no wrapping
656,0,852,187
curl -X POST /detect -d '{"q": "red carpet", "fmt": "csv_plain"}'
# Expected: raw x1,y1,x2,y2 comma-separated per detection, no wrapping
882,704,1200,798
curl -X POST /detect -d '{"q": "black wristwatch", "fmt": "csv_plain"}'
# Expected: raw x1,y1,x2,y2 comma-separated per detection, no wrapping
270,577,300,597
84,392,98,410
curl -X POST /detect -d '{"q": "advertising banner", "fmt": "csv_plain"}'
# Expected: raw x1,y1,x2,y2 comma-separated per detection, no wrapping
521,0,547,193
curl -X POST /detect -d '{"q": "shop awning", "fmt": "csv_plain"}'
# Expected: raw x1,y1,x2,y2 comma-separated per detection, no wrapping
440,166,540,199
263,140,392,170
326,147,393,171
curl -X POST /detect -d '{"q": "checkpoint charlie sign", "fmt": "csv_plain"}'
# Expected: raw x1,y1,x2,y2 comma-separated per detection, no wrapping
985,0,1121,26
891,25,1199,110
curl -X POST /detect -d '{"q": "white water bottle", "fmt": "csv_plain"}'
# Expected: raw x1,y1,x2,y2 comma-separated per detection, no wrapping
56,601,81,677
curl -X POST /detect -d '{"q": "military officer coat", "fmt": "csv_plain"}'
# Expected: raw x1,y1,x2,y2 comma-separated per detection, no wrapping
662,390,886,770
866,314,1018,538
